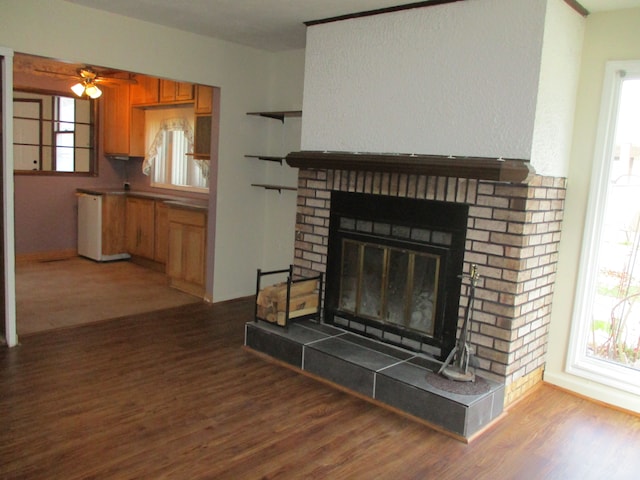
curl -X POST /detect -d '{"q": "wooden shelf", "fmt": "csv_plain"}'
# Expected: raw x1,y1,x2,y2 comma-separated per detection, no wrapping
286,151,534,183
186,153,211,159
251,183,297,193
244,155,284,164
246,110,302,122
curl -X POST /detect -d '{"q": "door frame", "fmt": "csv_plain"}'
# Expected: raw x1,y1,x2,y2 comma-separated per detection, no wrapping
1,46,17,347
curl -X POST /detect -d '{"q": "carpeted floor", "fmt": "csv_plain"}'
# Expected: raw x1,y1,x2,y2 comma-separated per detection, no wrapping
16,256,202,336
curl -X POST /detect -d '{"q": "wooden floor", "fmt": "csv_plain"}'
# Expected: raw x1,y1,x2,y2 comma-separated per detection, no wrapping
16,256,200,336
2,298,640,479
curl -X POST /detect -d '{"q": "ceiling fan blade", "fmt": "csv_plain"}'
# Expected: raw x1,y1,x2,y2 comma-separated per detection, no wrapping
33,69,77,79
95,76,137,85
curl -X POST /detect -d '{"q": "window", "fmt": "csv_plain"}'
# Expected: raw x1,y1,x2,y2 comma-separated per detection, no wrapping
13,90,95,174
142,106,208,192
54,96,76,172
568,60,640,396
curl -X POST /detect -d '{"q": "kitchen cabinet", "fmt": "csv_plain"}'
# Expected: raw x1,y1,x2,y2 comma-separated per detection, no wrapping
191,85,214,159
130,75,159,105
160,80,194,103
125,197,156,260
102,85,145,158
195,85,213,114
154,201,169,264
102,194,127,256
167,206,207,296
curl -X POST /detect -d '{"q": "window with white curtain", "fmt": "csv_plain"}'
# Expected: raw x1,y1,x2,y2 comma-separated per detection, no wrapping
142,106,208,192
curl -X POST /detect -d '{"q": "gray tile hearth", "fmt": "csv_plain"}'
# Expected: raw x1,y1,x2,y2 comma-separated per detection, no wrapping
244,319,505,440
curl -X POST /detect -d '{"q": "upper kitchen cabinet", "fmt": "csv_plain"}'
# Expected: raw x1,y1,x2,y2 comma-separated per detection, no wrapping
160,80,194,104
195,85,213,115
192,85,214,159
130,75,159,105
102,84,145,158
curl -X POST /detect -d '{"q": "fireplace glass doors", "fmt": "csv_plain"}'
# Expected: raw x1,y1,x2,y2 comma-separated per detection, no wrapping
339,239,439,337
325,191,468,358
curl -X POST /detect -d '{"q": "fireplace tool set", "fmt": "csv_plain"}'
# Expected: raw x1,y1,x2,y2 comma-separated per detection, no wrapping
438,264,480,382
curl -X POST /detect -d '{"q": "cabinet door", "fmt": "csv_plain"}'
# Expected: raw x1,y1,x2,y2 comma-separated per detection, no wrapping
195,85,213,114
166,222,185,280
160,80,194,103
176,82,194,101
125,197,155,259
159,80,177,103
154,201,169,264
102,85,130,156
167,207,207,295
182,225,206,285
194,115,212,156
101,195,126,255
130,75,159,105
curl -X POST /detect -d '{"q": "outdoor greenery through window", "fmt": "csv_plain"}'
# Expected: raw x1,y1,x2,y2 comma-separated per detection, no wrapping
589,78,640,369
569,61,640,395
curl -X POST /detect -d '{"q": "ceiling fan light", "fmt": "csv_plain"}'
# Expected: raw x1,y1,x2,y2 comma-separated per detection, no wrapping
84,83,102,99
71,82,85,97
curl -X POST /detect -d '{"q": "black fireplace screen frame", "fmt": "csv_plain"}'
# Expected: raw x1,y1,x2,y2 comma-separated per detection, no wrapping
325,191,469,358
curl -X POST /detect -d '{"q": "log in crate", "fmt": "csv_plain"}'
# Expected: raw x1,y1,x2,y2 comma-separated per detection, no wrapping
255,266,323,327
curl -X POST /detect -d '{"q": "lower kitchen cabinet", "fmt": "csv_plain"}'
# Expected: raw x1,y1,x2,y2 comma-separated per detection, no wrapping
154,201,169,264
125,197,155,260
167,206,207,297
101,194,127,256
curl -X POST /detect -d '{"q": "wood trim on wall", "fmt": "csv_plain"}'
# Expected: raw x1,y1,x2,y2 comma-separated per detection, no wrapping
15,249,77,265
564,0,589,17
304,0,466,26
305,0,589,27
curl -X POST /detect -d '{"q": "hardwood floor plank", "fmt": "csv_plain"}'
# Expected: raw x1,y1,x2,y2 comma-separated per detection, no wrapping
2,298,640,479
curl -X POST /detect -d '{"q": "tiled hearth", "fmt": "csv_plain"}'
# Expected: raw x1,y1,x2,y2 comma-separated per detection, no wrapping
245,318,505,440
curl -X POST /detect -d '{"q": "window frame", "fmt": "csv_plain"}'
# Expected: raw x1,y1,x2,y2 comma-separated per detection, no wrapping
566,60,640,396
13,88,98,176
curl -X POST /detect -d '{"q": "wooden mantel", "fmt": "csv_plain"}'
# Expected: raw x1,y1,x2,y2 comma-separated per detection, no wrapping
286,151,535,184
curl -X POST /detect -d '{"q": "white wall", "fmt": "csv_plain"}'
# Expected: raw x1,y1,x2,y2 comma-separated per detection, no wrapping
530,0,585,177
301,0,547,160
262,49,305,272
545,7,640,413
0,0,305,302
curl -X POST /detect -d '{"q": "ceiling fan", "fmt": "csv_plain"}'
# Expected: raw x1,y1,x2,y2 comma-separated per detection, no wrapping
69,67,115,99
49,66,137,99
14,53,137,99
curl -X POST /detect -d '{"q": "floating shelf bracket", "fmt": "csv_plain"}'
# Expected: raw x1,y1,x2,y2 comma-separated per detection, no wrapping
251,183,297,193
246,110,302,123
244,155,284,164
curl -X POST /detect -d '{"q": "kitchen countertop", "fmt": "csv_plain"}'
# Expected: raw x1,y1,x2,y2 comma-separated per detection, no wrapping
76,187,208,211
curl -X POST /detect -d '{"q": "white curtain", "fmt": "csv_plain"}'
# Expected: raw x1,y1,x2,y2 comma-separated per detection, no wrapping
142,117,194,176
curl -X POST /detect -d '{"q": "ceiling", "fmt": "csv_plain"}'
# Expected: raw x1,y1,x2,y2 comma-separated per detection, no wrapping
65,0,640,52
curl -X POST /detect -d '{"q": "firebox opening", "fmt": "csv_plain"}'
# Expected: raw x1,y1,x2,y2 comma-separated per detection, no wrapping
325,191,468,359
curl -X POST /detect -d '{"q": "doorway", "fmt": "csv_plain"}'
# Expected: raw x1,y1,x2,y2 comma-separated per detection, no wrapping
10,53,218,338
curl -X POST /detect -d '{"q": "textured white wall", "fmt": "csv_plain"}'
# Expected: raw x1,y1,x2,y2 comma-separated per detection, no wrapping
530,0,585,176
302,0,547,160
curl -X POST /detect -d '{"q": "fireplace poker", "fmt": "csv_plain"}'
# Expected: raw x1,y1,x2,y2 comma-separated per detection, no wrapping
438,264,479,382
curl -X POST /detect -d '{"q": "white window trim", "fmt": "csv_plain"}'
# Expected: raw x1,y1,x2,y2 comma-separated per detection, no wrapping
566,60,640,397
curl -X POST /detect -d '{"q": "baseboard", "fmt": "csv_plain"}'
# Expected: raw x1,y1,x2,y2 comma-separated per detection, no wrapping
16,249,77,265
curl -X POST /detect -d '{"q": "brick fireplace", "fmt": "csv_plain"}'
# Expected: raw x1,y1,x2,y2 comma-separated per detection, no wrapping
287,151,566,405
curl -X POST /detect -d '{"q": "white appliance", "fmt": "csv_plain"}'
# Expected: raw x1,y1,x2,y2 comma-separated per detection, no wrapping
77,193,129,261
